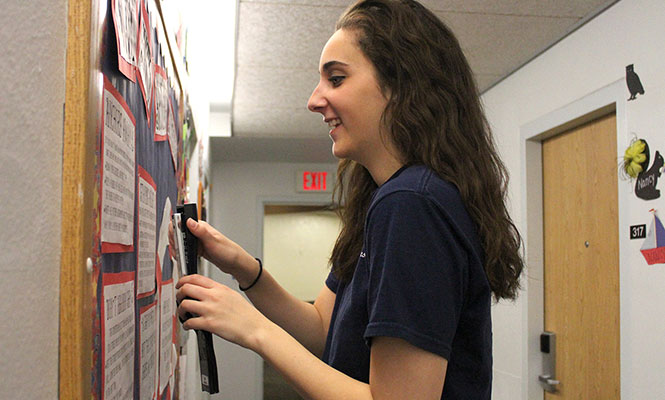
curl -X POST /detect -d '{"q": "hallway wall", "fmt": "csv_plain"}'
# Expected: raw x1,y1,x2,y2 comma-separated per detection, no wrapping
482,0,665,398
210,161,336,399
0,1,67,398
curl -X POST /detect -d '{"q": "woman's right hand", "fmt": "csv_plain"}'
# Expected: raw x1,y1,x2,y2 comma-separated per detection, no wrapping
169,218,252,278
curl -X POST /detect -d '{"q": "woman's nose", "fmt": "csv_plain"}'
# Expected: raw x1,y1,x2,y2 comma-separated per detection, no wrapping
307,83,326,113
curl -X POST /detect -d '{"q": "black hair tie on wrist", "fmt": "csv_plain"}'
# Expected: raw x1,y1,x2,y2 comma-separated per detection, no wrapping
239,258,263,291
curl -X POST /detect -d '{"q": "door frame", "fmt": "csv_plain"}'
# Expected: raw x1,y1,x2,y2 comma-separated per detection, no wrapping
519,79,629,399
253,195,333,399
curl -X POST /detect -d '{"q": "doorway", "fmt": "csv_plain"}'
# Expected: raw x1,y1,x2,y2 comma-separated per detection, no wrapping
542,113,619,398
520,79,629,399
261,204,341,399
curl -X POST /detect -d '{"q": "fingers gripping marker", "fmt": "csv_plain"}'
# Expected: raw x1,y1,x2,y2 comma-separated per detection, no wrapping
174,203,219,394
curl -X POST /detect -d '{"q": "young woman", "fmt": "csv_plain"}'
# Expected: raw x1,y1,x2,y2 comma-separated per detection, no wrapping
174,1,523,398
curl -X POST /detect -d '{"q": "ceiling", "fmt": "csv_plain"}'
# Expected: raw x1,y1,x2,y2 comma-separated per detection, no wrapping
212,0,617,163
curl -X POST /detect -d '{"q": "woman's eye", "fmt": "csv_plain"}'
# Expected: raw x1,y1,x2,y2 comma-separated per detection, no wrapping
329,76,345,87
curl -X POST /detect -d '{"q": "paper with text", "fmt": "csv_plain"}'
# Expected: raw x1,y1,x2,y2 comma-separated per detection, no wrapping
136,0,154,120
159,279,174,395
166,99,178,172
101,77,136,253
154,64,168,141
137,166,157,295
139,300,158,400
111,0,139,81
102,272,135,400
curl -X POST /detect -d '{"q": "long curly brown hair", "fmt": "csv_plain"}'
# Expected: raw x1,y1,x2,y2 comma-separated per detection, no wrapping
329,0,523,301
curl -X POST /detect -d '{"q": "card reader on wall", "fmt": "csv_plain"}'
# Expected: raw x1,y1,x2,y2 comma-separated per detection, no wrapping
174,203,219,394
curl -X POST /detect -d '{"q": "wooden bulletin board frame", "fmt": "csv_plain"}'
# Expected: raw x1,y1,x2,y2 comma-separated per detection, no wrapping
60,0,101,397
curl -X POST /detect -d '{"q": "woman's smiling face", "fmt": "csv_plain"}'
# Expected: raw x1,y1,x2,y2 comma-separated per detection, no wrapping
307,29,391,166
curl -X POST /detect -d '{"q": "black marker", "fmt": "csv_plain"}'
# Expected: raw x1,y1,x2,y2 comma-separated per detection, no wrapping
176,203,219,394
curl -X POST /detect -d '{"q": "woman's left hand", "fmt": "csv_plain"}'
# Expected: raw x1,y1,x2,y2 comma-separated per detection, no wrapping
175,274,268,350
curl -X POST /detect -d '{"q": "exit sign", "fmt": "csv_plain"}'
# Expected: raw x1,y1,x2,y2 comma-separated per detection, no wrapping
296,170,333,193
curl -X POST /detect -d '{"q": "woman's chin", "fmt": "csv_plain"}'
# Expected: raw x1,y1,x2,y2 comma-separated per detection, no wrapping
331,143,346,159
332,145,362,164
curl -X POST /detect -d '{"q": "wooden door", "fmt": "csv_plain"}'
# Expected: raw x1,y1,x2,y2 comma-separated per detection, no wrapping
542,113,620,399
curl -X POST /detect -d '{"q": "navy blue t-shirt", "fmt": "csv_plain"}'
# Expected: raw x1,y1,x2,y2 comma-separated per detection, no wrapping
322,165,492,399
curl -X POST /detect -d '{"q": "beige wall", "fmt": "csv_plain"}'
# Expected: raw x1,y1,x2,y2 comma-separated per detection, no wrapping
263,208,340,302
0,1,67,398
210,161,337,399
482,0,665,398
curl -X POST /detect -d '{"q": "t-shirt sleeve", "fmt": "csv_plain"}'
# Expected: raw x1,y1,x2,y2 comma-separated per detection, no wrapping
325,271,340,294
363,191,469,360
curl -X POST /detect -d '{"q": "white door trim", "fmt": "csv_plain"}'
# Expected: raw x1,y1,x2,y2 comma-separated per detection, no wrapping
251,195,332,399
519,78,629,400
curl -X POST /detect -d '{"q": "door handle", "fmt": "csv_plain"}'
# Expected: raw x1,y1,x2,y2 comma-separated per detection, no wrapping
539,332,559,392
538,374,560,386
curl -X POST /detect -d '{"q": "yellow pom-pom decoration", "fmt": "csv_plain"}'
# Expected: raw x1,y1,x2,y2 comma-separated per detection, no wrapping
624,139,646,178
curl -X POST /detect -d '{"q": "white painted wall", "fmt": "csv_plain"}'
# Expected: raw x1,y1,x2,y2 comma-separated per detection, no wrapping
263,209,340,302
209,161,336,399
482,0,665,398
0,1,67,398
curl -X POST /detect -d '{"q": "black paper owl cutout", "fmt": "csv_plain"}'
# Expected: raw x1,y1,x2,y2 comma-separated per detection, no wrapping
626,64,645,101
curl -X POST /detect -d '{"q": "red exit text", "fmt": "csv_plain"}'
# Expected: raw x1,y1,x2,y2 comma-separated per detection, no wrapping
303,171,327,191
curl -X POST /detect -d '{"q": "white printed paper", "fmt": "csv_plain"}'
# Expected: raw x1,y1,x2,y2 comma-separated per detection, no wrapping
101,78,136,251
170,345,177,396
167,100,178,171
157,197,172,266
154,64,168,139
178,353,187,400
139,301,158,400
102,272,135,400
137,2,154,118
111,0,139,80
159,280,174,395
137,167,157,295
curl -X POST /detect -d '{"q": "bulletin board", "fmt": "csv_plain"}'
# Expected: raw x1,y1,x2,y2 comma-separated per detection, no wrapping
60,0,193,398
